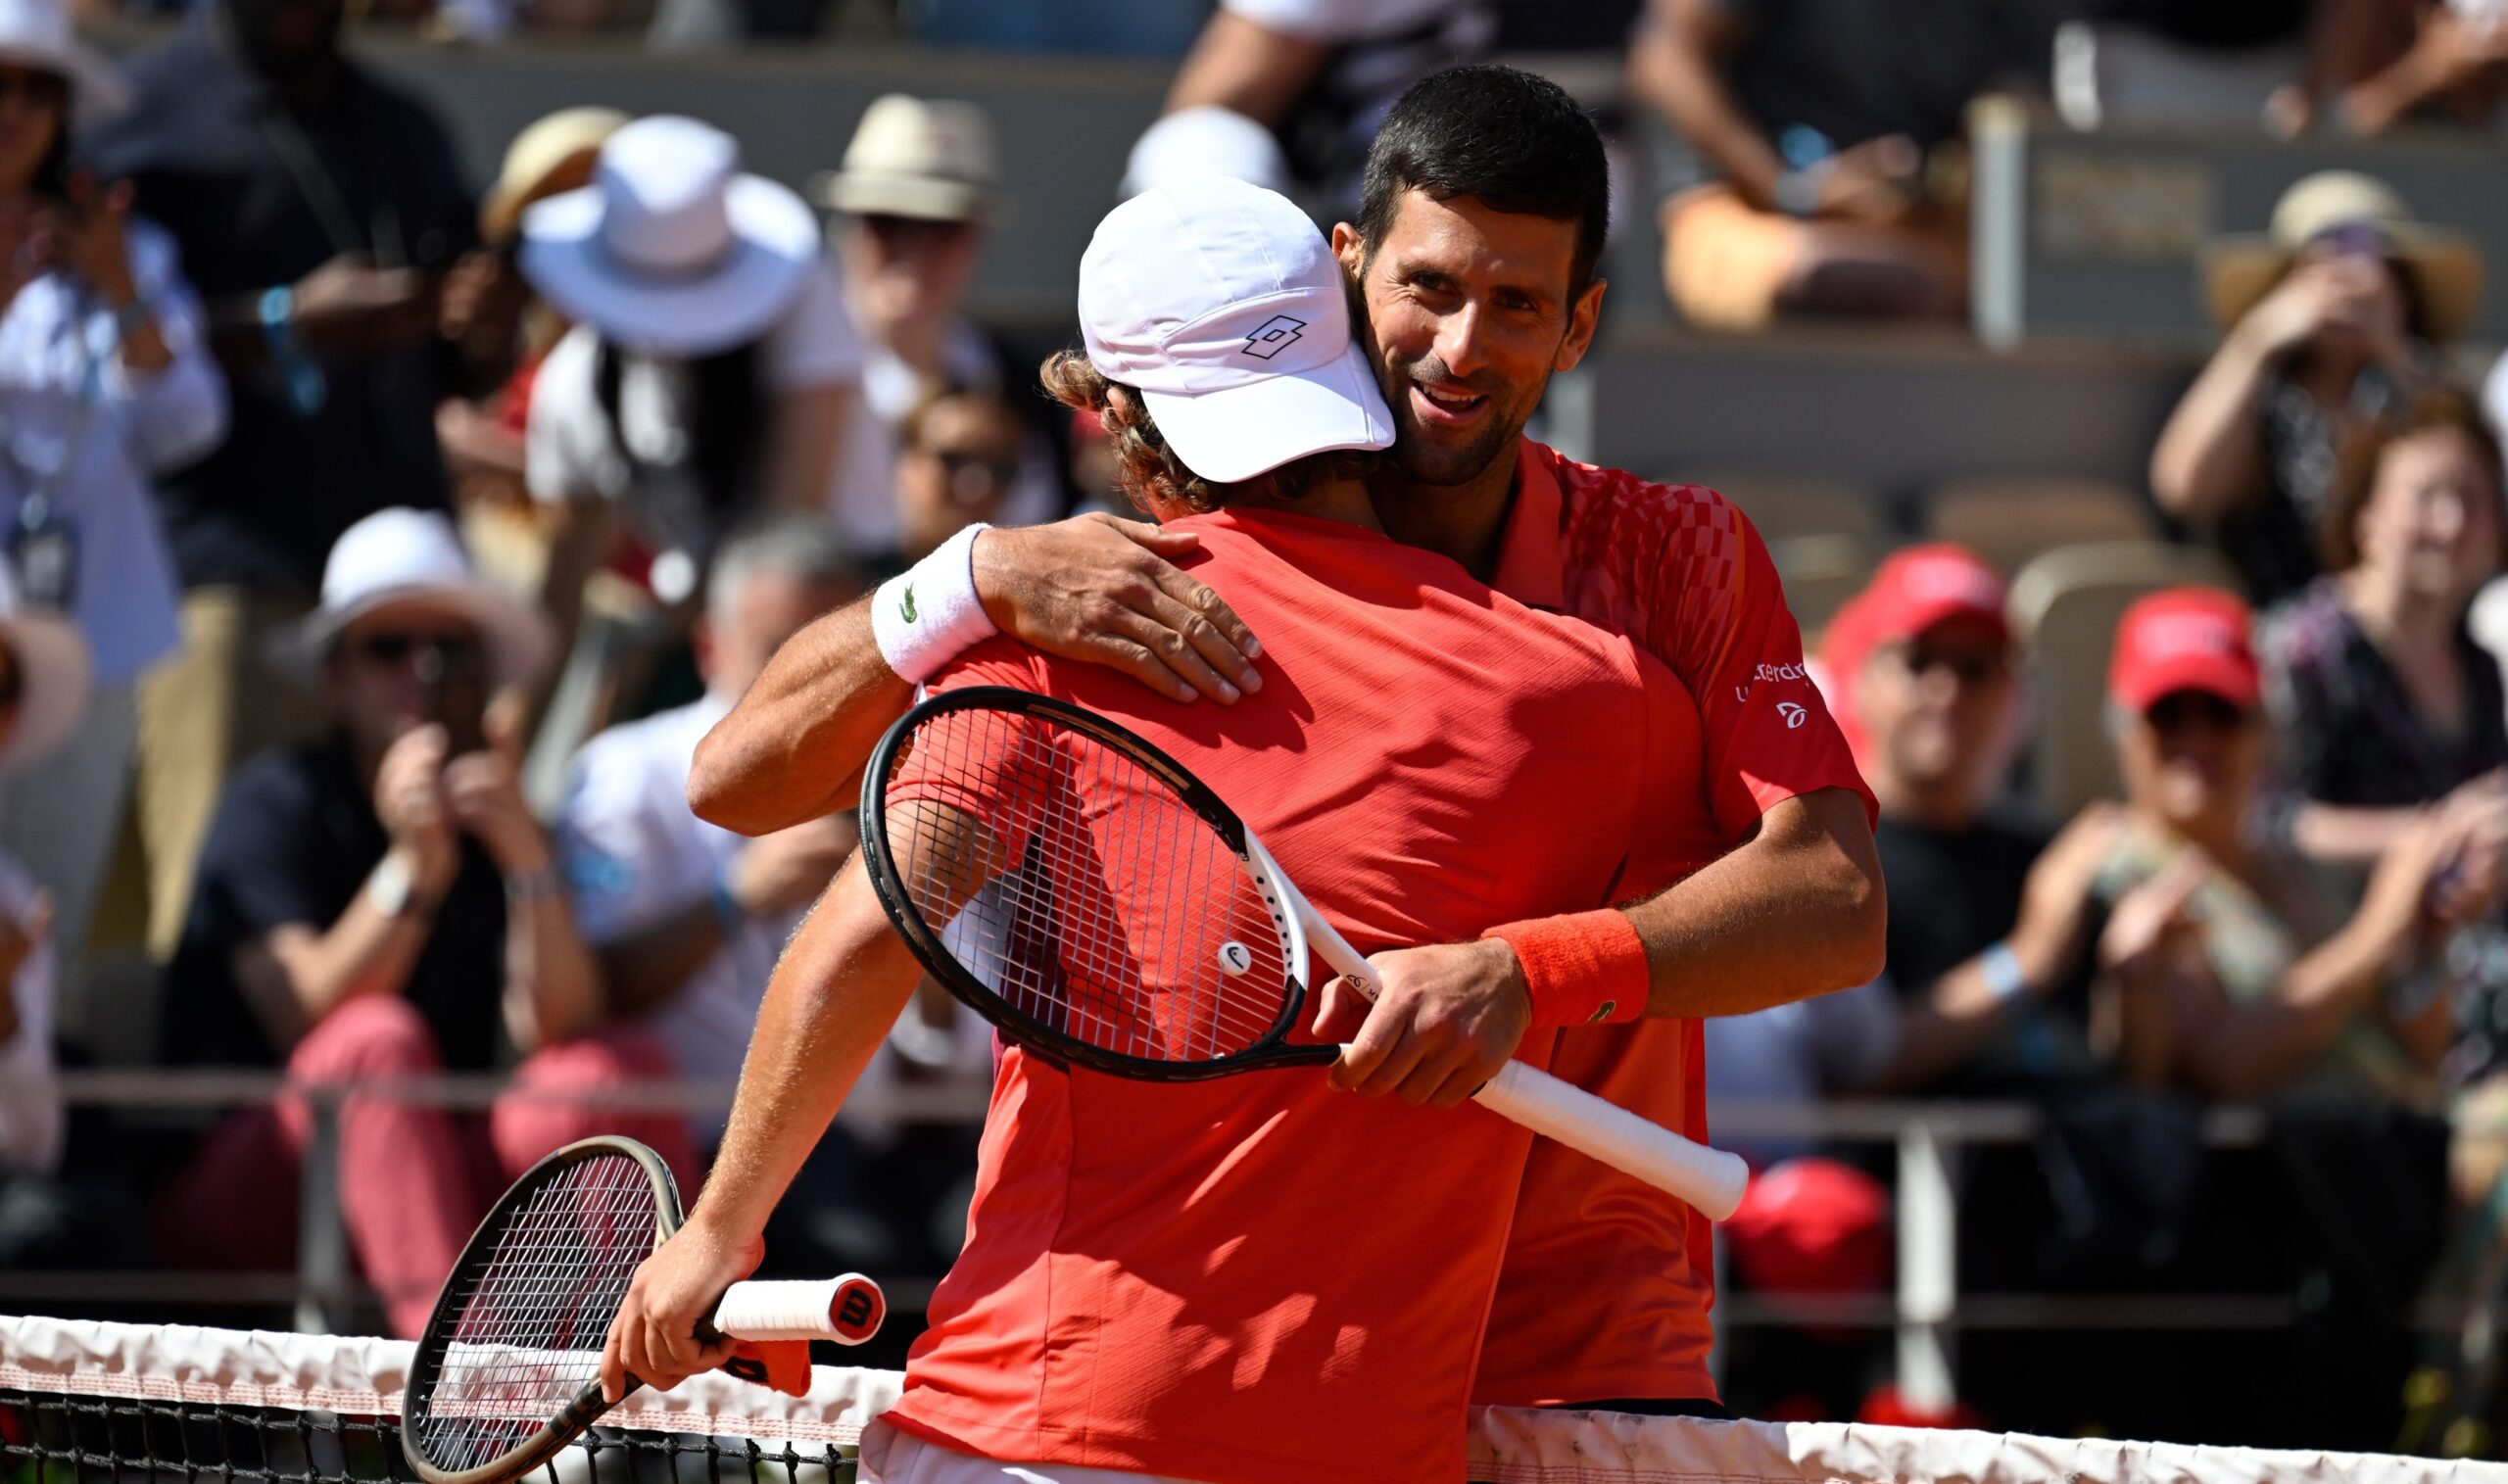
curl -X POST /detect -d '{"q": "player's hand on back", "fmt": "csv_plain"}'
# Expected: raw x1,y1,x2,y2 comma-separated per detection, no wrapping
600,1220,762,1403
973,514,1266,705
1327,938,1532,1110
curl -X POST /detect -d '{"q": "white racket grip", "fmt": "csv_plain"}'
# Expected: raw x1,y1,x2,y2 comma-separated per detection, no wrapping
1471,1062,1751,1221
709,1275,888,1344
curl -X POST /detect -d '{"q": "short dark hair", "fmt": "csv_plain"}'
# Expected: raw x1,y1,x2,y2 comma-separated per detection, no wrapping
1357,65,1610,294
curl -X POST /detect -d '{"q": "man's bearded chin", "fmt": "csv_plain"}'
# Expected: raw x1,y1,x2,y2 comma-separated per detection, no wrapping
1384,355,1525,489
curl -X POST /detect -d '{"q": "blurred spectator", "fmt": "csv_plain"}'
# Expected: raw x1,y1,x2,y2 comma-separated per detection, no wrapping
86,0,485,960
893,384,1025,563
157,507,693,1338
555,513,865,1154
814,95,1055,563
521,115,858,641
2151,172,2478,606
1630,0,2019,330
1815,545,2115,1093
436,108,627,516
0,570,91,1204
2285,0,2508,134
2257,390,2508,1082
1125,0,1493,210
2095,588,2464,1100
0,0,225,1011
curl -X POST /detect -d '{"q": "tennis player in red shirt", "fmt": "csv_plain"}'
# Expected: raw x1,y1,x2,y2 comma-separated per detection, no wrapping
684,69,1883,1418
608,177,1740,1484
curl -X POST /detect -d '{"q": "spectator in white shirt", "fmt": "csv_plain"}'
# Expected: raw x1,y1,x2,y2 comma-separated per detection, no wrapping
812,95,1057,567
1126,0,1495,211
0,569,89,1192
522,115,861,633
0,0,225,1020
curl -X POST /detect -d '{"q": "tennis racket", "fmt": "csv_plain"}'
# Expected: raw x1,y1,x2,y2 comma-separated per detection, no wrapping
400,1136,886,1484
857,686,1750,1221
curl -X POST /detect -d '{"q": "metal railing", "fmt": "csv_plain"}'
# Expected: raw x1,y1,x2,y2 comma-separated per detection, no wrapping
21,1074,2405,1412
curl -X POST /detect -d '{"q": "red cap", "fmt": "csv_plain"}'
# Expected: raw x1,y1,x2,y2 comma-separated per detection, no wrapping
2107,587,2259,714
1722,1156,1892,1296
1820,544,2008,683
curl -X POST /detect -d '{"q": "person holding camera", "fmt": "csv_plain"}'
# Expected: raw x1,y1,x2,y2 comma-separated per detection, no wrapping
157,508,694,1339
0,0,226,1039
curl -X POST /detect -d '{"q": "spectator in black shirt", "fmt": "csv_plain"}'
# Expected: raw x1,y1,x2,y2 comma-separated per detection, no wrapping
158,508,695,1338
1633,0,2025,329
2150,172,2476,606
84,0,488,961
1816,545,2117,1092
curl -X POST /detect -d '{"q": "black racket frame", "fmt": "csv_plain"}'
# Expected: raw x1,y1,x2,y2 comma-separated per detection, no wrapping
860,687,1336,1083
400,1135,683,1484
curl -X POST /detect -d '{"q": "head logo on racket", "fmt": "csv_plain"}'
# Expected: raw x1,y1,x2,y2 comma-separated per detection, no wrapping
1218,940,1254,976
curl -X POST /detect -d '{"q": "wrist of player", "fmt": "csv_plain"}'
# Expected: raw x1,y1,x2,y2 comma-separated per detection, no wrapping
872,522,996,684
1482,910,1649,1027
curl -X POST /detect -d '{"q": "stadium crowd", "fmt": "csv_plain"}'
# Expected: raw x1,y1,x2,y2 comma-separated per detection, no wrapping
7,0,2508,1463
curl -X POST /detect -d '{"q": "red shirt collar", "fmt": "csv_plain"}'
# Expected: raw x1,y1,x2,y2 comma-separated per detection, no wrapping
1488,439,1567,611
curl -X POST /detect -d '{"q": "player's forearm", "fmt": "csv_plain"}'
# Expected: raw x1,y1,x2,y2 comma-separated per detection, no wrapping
1162,10,1329,124
2148,327,2278,525
682,859,923,1243
1632,789,1886,1018
689,598,908,837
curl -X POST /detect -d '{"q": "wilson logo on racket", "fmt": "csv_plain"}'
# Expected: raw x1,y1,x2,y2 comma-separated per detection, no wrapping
833,1277,885,1342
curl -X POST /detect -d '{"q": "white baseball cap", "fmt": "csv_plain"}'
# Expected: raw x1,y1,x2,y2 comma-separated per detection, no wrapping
1080,176,1393,486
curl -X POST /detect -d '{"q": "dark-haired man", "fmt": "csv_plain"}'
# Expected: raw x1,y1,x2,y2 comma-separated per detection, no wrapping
690,64,1882,1417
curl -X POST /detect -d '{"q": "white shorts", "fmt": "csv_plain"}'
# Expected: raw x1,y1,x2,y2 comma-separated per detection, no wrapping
856,1420,1219,1484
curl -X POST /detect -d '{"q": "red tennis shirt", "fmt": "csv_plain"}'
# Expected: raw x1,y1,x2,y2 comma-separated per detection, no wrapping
1471,441,1874,1408
879,506,1728,1484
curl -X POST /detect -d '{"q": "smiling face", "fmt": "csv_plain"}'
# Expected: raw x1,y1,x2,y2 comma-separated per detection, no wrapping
2351,423,2504,610
1333,190,1604,490
2118,690,2265,837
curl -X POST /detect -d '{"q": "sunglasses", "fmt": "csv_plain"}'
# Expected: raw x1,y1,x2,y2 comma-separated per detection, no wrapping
1889,640,2008,689
930,447,1019,498
861,214,976,249
0,69,68,110
351,630,485,674
2145,690,2251,733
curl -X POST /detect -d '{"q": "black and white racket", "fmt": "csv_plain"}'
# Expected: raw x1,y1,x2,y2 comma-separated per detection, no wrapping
857,687,1750,1221
399,1136,885,1484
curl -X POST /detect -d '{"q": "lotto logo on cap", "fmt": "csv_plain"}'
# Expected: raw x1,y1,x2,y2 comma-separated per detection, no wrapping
1077,176,1392,485
2108,587,2259,713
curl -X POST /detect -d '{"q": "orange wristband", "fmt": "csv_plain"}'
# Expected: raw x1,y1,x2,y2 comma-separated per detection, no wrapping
1484,910,1649,1028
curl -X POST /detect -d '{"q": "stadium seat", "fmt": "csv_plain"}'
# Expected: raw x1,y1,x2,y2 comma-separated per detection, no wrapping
1925,476,2158,579
1766,532,1884,643
2007,540,2241,818
1689,471,1889,546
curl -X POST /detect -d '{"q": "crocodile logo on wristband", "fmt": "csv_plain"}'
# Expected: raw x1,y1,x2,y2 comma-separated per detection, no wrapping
899,585,919,623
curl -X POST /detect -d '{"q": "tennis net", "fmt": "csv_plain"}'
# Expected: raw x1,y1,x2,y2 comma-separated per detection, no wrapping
7,1314,2504,1484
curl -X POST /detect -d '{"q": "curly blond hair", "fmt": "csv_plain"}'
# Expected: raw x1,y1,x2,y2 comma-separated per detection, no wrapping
1039,349,1379,515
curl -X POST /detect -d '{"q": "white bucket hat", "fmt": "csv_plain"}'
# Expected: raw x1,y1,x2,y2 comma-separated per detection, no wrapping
0,0,130,128
810,94,998,223
0,560,88,773
275,508,554,689
519,115,820,358
1080,176,1393,485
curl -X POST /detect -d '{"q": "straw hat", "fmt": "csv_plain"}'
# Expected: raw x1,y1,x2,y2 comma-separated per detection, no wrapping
2202,171,2483,341
809,95,998,223
274,508,553,689
0,0,129,128
480,107,629,246
520,116,820,358
0,561,88,773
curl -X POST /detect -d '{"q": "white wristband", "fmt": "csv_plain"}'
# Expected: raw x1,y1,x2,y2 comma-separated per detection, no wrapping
872,523,997,684
1979,941,2029,1004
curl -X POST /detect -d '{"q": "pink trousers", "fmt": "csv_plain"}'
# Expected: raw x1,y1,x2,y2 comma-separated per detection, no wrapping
160,995,699,1337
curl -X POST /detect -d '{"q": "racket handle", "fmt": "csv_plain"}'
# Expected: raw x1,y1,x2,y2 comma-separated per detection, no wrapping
1471,1061,1750,1221
709,1274,888,1344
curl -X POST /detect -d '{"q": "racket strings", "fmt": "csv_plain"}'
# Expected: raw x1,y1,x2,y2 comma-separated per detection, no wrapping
409,1153,656,1470
886,706,1295,1064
